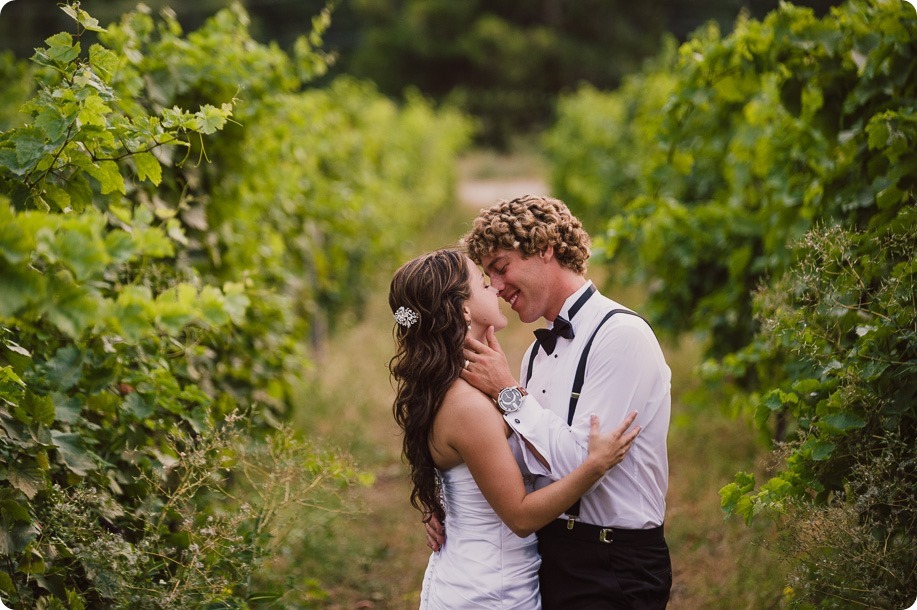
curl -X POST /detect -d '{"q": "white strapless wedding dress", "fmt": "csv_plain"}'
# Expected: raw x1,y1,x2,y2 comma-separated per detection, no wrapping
419,456,541,609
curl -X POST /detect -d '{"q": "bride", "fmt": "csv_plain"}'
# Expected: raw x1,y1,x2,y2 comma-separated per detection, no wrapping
389,249,639,608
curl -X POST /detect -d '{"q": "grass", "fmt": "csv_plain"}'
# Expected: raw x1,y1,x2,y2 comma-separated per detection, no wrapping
289,149,790,609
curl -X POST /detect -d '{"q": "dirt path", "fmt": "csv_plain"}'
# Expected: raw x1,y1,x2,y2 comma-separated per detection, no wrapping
458,177,549,209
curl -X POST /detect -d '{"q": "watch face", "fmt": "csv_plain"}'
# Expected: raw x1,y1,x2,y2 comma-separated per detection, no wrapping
498,387,523,413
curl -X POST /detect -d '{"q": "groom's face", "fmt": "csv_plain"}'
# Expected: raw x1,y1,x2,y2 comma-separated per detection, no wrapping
481,248,553,324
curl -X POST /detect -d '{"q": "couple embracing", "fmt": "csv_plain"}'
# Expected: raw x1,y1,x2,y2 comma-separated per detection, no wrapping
389,196,672,609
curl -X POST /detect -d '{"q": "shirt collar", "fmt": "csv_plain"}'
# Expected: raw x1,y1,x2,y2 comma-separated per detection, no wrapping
550,281,595,328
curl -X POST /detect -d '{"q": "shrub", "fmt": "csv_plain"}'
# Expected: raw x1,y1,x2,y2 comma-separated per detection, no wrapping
545,0,916,604
0,3,468,606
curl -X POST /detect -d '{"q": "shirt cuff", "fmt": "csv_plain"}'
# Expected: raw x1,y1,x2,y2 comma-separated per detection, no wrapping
503,396,553,476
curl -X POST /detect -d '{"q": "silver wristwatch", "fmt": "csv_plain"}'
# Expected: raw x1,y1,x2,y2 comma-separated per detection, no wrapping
497,386,527,414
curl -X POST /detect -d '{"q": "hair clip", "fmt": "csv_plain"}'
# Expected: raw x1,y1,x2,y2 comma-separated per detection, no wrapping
394,306,419,328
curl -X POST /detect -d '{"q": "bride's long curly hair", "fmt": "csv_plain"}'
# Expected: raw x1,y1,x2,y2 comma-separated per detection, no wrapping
388,249,470,522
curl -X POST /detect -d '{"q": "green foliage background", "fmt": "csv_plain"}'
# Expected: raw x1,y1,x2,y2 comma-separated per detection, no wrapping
2,0,842,151
546,0,915,606
2,0,914,606
0,3,470,607
340,0,841,147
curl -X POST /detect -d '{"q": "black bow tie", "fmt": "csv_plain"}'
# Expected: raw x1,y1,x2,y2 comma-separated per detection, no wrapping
533,317,574,355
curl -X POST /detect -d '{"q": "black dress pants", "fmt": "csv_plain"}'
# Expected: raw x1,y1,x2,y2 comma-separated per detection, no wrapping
537,520,672,610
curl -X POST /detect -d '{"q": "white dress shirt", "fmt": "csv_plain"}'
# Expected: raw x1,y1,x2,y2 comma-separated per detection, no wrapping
505,281,671,530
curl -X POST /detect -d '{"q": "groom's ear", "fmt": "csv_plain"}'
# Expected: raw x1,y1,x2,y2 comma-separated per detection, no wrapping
539,245,555,262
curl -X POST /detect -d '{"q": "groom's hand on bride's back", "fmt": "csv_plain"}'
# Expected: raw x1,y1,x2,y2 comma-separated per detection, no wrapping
424,512,446,552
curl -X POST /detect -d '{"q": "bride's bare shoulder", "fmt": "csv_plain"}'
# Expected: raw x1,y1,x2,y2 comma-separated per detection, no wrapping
441,379,498,420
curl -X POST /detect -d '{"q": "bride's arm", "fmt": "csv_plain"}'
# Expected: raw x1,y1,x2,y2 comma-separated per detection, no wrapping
443,389,638,538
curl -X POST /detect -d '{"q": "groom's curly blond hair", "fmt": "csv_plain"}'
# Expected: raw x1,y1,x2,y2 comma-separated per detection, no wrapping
461,195,591,274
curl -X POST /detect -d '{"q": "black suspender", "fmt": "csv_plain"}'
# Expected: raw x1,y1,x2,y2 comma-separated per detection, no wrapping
524,284,595,386
525,341,538,388
524,307,647,522
525,307,646,417
566,309,644,425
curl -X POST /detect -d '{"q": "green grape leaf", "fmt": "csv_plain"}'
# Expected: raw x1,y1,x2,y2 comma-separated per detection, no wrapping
133,151,162,185
0,205,32,264
0,260,43,316
123,391,152,419
13,126,54,169
78,94,111,128
22,391,55,427
719,471,756,521
866,119,890,150
44,346,83,392
60,4,106,33
791,378,822,394
45,277,100,338
198,285,230,327
42,182,72,212
66,173,94,212
876,185,903,210
113,299,152,342
0,148,28,176
133,226,175,258
222,282,250,324
162,106,194,129
0,365,26,389
58,227,109,280
0,520,39,557
89,44,119,82
819,412,866,432
51,431,96,476
6,461,45,499
195,104,232,134
801,437,836,462
42,32,81,65
104,230,135,264
85,160,125,195
156,284,197,333
34,107,71,143
0,499,32,523
51,392,81,424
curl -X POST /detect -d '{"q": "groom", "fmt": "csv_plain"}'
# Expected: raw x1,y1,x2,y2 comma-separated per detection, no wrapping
430,195,672,608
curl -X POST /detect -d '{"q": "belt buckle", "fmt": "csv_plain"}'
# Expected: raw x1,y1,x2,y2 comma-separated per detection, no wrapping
599,528,613,544
566,516,577,530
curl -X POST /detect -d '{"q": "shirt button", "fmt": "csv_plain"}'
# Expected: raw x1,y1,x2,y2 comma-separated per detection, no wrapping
514,419,521,424
554,354,558,358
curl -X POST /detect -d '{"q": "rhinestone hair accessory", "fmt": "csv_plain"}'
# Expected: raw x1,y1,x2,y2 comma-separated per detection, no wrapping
394,306,419,328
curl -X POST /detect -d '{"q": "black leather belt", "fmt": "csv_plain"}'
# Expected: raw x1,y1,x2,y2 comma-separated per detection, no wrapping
539,519,665,545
